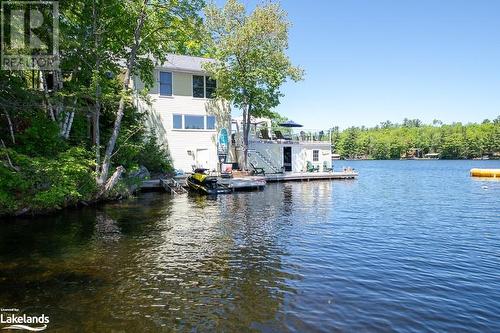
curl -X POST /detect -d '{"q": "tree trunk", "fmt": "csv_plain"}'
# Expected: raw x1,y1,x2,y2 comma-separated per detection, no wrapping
62,110,75,139
1,139,19,171
41,74,56,121
61,99,76,139
242,108,248,170
94,86,101,171
92,0,101,172
99,97,125,184
2,109,15,144
99,166,125,198
98,0,148,186
242,104,252,170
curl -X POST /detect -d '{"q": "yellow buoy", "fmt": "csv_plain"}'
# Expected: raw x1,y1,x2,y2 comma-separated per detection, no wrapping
470,168,500,178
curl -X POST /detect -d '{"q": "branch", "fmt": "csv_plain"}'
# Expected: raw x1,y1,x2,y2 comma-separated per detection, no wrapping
110,126,144,159
2,108,15,144
1,139,19,172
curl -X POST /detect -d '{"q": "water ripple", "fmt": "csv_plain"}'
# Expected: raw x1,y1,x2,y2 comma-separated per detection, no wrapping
0,160,499,332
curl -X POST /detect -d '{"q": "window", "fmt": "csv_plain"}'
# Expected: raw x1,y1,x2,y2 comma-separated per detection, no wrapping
206,76,217,98
184,115,205,129
313,150,319,162
173,114,182,129
172,114,216,130
192,75,217,98
206,116,216,130
159,72,172,96
193,75,205,98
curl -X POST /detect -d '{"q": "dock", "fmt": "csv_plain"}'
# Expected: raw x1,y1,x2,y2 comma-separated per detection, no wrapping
265,171,358,182
218,176,266,191
139,176,266,193
139,171,357,193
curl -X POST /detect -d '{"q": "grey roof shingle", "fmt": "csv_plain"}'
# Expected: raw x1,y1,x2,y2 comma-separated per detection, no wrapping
159,54,215,73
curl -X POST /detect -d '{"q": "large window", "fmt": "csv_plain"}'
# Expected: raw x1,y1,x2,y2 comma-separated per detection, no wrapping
172,114,216,130
159,72,172,96
173,114,182,129
206,77,217,98
193,75,205,98
206,116,216,130
313,150,319,162
192,75,217,98
184,115,205,129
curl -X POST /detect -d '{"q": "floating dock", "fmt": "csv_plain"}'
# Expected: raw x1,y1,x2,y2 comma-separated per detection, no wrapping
140,176,266,193
470,168,500,178
140,171,357,193
265,171,358,182
219,176,266,191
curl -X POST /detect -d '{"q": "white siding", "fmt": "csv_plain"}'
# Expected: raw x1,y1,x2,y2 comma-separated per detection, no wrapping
134,69,219,172
248,141,332,173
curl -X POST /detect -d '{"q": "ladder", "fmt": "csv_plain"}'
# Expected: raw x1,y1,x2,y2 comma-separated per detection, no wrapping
160,178,187,195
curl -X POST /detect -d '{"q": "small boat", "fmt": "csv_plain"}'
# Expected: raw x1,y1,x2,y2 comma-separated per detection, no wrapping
186,169,232,195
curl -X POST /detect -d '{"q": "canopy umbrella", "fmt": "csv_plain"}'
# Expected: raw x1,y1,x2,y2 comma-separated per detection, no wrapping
278,120,303,128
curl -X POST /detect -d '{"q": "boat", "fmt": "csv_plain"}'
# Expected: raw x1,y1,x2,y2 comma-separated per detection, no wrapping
186,169,232,195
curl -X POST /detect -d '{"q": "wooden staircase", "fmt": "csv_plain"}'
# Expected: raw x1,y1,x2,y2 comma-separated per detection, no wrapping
160,178,187,195
249,150,283,174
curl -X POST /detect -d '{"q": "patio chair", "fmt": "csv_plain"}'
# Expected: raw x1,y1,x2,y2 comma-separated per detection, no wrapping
300,131,306,141
250,162,265,176
274,130,286,140
306,161,319,172
260,129,271,140
323,161,333,172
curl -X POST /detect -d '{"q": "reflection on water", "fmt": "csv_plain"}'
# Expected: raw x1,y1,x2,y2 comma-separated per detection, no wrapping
0,160,499,332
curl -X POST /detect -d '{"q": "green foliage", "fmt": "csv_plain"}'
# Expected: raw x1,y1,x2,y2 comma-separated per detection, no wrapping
204,0,303,117
0,147,97,215
113,129,173,175
16,116,67,157
333,119,500,160
0,0,200,215
138,132,174,174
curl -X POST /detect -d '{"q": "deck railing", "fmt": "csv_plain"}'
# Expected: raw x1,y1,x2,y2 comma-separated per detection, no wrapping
250,127,332,144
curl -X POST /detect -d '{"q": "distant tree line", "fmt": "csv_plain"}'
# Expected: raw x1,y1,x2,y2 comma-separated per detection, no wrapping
331,117,500,159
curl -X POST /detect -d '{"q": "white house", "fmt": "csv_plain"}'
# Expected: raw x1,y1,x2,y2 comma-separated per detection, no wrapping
132,54,333,174
231,118,333,174
132,54,222,172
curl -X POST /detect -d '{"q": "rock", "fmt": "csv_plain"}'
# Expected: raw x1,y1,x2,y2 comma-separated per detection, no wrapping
129,165,150,180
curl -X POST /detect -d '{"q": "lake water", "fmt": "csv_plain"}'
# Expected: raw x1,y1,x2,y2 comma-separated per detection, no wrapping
1,160,499,332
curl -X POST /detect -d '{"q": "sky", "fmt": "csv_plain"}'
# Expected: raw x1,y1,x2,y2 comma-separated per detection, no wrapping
214,0,500,129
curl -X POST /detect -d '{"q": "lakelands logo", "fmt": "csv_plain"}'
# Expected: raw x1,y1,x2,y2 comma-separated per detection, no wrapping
0,309,49,331
0,0,59,70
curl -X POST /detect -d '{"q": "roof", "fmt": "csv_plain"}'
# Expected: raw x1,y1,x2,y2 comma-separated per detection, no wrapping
159,54,215,73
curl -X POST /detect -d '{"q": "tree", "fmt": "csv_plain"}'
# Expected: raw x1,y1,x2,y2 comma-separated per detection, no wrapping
204,0,303,169
60,0,205,192
0,0,207,215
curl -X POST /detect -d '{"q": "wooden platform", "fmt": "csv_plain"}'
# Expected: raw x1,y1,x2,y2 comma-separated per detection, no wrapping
140,176,266,192
140,179,163,190
140,171,357,193
265,171,358,182
218,176,266,191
